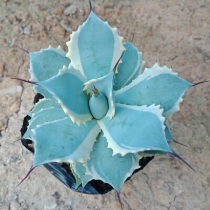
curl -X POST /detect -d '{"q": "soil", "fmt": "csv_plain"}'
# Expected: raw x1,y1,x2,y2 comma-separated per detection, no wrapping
0,0,210,210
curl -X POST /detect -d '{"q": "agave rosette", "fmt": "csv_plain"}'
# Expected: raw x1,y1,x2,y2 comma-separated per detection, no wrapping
21,5,195,192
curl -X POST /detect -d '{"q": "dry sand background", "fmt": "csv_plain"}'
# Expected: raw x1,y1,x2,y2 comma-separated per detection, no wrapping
0,0,210,209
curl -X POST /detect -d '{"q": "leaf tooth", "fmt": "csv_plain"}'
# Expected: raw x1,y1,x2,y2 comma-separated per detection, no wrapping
156,104,161,109
162,124,166,131
163,64,168,69
86,156,91,160
154,62,159,67
112,26,117,31
66,52,70,58
99,123,129,157
63,64,67,70
115,68,119,74
82,86,88,92
76,121,81,126
69,31,76,39
31,128,35,133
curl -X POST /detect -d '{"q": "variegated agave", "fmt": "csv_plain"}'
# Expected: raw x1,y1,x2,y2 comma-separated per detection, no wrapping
16,0,201,202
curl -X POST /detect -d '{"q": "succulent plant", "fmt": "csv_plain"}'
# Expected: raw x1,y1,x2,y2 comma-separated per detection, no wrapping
14,0,206,208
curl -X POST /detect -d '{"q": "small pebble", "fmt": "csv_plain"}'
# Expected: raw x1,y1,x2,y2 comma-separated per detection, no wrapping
64,2,71,7
10,102,20,113
0,63,4,74
64,5,77,16
24,13,30,20
14,1,21,6
103,0,114,9
10,201,21,210
85,7,90,16
0,120,4,130
101,9,105,16
0,38,6,44
20,24,31,35
54,8,63,15
60,19,72,32
38,4,47,11
7,192,18,201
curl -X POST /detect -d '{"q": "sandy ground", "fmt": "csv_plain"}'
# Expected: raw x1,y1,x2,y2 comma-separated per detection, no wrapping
0,0,210,209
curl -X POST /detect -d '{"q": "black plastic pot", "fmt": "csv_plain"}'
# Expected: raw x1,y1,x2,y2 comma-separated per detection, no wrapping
20,93,154,194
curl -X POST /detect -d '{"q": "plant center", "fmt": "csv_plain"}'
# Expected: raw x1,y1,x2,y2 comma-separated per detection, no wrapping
89,93,109,120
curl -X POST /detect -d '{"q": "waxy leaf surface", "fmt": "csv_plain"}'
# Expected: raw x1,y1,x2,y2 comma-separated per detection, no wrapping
66,11,125,80
114,42,145,90
115,63,192,118
33,118,100,167
98,104,172,156
38,66,92,124
28,98,61,117
24,108,67,140
30,46,70,100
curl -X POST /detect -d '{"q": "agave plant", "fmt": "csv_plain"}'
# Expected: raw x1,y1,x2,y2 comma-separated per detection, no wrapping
14,0,206,207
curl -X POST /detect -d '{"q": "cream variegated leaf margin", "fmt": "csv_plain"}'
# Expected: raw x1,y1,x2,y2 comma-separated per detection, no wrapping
29,45,67,82
32,118,101,167
66,12,125,80
115,63,192,119
38,64,92,125
98,103,168,157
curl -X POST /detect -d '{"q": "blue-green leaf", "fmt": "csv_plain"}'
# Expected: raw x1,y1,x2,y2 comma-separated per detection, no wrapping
86,132,140,192
24,108,67,140
29,45,70,82
28,98,61,117
66,11,125,80
71,162,92,188
98,103,172,156
114,42,145,91
30,46,70,100
115,63,193,118
32,118,100,167
38,65,92,124
70,165,82,189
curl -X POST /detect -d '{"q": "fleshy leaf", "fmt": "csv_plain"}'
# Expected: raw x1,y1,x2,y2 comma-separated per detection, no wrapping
84,71,115,119
32,118,100,167
71,162,92,188
115,63,193,118
98,103,172,156
66,11,125,80
38,65,92,124
114,42,145,91
70,165,82,189
30,46,70,100
86,132,140,192
27,98,61,117
24,108,67,140
29,45,70,82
